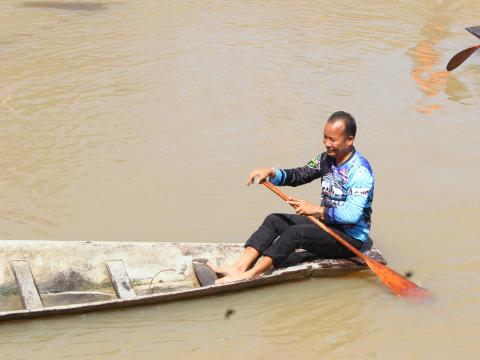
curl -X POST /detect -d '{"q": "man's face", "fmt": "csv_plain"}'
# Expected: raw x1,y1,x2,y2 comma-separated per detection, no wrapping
323,120,354,158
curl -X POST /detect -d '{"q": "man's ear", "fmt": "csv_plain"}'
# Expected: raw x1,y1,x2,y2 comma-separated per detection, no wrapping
347,136,354,146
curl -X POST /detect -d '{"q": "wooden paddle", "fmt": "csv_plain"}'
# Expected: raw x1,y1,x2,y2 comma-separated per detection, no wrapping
446,45,480,71
262,180,433,300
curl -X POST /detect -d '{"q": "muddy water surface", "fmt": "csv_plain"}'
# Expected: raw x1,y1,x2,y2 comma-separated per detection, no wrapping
1,0,480,359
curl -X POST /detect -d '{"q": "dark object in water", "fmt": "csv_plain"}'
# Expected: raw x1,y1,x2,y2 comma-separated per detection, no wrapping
446,26,480,71
225,308,235,319
404,271,413,278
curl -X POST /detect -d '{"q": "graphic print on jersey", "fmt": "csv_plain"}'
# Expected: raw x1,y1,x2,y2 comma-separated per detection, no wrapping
321,171,345,208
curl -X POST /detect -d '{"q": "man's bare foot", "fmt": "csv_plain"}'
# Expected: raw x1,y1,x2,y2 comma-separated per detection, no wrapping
206,262,243,277
215,272,257,285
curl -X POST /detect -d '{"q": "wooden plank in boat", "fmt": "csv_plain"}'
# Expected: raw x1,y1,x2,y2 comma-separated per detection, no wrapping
10,260,44,310
106,260,136,299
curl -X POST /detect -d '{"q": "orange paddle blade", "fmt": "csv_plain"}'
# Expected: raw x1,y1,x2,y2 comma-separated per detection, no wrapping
446,45,480,71
364,257,432,300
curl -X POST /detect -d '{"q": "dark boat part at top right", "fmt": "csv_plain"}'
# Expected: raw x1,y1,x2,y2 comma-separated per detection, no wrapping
446,26,480,71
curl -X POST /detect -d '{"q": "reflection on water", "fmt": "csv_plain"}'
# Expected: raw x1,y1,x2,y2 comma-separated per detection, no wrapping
409,22,449,114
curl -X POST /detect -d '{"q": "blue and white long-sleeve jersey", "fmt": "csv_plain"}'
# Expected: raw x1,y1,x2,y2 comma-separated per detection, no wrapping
270,149,374,241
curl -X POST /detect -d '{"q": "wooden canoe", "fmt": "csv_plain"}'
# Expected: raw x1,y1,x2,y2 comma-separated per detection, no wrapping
0,240,386,321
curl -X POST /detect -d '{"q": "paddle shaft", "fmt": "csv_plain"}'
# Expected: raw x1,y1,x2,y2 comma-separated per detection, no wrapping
262,180,433,300
262,181,364,259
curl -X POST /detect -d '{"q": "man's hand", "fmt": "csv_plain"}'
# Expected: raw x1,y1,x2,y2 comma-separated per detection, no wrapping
286,197,323,217
247,167,275,186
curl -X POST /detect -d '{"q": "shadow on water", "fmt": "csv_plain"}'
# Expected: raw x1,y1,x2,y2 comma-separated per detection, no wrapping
20,1,107,11
444,74,473,102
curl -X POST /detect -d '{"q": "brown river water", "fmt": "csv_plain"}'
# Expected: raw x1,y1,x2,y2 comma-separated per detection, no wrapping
1,0,480,358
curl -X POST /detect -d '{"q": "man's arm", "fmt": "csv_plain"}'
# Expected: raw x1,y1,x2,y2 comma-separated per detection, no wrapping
270,154,323,187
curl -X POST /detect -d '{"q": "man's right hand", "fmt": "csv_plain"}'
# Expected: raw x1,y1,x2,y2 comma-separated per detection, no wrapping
247,167,276,186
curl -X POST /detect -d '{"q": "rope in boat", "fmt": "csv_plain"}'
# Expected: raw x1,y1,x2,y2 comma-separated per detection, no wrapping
148,268,175,294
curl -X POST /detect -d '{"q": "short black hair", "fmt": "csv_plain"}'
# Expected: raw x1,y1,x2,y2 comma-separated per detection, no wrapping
327,111,357,138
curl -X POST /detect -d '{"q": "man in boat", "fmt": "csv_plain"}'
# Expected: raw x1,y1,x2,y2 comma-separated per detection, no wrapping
210,111,374,284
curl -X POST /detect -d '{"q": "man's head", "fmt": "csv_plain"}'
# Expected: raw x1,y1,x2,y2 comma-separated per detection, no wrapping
323,111,356,160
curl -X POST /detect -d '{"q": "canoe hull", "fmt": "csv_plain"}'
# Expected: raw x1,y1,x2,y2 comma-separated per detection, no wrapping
0,240,385,321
